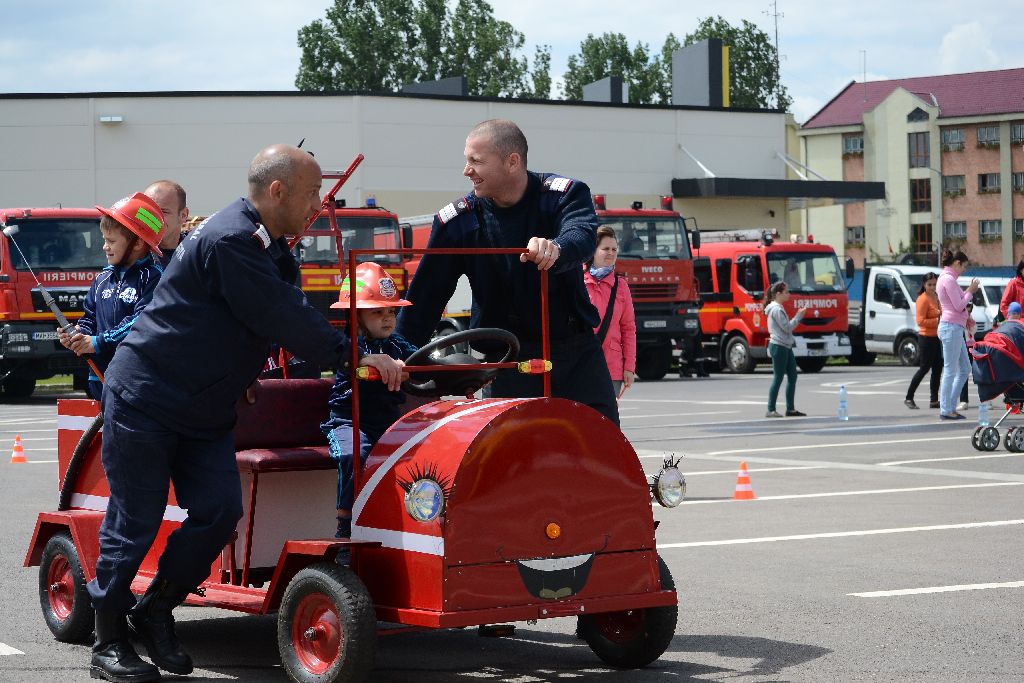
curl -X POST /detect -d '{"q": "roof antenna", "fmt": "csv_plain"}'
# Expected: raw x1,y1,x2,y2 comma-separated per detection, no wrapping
861,50,867,102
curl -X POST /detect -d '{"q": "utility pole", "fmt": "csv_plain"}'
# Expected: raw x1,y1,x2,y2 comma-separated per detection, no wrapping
764,1,784,108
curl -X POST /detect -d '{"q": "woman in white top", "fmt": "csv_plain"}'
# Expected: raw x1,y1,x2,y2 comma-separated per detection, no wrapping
764,280,807,417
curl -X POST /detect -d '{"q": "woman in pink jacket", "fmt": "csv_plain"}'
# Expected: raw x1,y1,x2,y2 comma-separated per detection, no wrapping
584,226,637,397
936,248,980,420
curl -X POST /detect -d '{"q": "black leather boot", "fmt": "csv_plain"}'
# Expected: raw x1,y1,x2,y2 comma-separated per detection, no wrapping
126,577,194,675
90,610,160,682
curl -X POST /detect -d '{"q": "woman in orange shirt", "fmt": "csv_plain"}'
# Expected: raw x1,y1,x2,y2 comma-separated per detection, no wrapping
905,272,942,409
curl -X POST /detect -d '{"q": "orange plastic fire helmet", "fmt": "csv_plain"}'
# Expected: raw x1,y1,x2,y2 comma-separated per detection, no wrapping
330,262,412,309
96,192,166,258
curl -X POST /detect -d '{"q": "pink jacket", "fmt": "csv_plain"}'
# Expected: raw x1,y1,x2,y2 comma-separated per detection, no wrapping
937,266,971,327
583,270,636,380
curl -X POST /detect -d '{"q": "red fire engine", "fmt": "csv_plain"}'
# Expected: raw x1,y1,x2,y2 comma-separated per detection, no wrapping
593,195,702,379
0,208,101,397
295,199,412,327
693,230,853,373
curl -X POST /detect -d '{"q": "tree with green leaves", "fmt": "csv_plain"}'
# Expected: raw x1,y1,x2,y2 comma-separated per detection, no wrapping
561,33,658,104
295,0,550,98
684,16,790,110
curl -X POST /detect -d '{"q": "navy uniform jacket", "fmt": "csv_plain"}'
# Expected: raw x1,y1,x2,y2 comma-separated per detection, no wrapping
76,255,162,378
322,333,418,437
105,198,353,435
397,172,599,347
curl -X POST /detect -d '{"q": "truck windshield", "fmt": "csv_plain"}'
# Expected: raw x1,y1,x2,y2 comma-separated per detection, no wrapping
6,219,104,270
297,216,401,266
900,273,925,297
766,252,845,292
598,217,691,260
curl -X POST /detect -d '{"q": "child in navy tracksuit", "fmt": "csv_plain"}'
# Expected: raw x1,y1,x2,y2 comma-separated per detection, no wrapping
58,193,166,400
320,262,418,538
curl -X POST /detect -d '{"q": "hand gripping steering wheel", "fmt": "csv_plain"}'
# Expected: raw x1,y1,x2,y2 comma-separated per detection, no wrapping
402,328,520,398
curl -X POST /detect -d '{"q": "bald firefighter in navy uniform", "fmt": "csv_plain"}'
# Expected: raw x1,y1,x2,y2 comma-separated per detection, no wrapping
397,119,619,425
87,145,405,683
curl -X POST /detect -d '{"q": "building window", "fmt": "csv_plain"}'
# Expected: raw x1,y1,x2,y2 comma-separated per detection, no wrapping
843,135,864,155
979,173,1001,194
943,221,967,239
1015,218,1024,240
1013,123,1024,144
907,107,930,122
941,127,965,151
942,175,966,196
912,223,932,252
910,179,932,212
1013,172,1024,192
977,125,1000,148
908,132,930,168
845,225,865,245
979,219,1002,240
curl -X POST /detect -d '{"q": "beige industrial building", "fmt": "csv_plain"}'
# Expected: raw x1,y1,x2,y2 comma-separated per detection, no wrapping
0,91,878,239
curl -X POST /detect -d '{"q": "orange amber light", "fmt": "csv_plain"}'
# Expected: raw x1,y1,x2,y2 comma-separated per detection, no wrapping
545,523,561,540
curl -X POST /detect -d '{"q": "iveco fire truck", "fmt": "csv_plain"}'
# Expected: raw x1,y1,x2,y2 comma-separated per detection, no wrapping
693,229,853,373
593,195,702,380
294,200,411,326
0,208,102,397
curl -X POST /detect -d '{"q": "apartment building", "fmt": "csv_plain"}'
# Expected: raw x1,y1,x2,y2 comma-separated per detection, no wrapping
798,68,1024,267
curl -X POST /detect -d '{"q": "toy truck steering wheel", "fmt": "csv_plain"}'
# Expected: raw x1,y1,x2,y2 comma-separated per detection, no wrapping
402,328,520,398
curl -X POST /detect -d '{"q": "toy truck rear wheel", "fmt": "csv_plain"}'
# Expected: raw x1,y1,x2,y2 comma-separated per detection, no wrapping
278,562,377,683
578,556,677,668
39,531,94,643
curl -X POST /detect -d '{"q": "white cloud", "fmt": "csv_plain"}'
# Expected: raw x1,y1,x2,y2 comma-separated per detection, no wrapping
939,22,1000,73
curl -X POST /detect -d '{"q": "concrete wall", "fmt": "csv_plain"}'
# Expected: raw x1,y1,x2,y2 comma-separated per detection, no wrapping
0,93,791,222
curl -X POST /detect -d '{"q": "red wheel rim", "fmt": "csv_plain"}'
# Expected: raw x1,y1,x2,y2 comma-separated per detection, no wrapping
291,594,343,674
592,609,645,644
46,555,74,621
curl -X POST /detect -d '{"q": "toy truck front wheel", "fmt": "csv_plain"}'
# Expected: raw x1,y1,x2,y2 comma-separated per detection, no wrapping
577,556,677,668
277,562,377,683
38,531,94,643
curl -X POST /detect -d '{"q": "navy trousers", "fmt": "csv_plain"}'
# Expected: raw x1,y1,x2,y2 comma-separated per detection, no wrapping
87,388,243,614
485,331,620,426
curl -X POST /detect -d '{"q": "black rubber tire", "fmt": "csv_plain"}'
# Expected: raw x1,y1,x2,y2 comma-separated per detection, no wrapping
278,562,377,683
39,531,94,643
636,344,672,381
578,555,678,668
1004,427,1018,452
896,335,920,367
979,426,1001,452
724,336,756,374
796,357,828,373
2,373,36,398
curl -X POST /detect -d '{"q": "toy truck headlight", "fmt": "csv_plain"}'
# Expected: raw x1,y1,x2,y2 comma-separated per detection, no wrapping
651,455,686,508
404,478,445,522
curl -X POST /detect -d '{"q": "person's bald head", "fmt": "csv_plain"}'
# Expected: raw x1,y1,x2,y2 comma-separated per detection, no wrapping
144,180,189,250
247,144,323,239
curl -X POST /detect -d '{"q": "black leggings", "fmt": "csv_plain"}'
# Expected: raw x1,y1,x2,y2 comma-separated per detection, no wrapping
907,335,941,403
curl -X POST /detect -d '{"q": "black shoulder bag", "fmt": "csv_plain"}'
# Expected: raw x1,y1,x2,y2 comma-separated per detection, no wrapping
596,273,620,344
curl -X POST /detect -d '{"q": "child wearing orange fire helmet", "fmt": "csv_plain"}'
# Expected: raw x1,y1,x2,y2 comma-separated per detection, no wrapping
321,262,418,538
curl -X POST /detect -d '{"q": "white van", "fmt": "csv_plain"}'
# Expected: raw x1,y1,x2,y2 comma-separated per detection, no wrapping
959,276,1009,330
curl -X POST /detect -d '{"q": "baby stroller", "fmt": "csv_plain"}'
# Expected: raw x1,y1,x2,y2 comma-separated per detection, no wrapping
970,320,1024,451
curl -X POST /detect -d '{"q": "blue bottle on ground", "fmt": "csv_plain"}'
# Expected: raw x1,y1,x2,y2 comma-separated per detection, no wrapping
838,385,849,421
978,403,989,426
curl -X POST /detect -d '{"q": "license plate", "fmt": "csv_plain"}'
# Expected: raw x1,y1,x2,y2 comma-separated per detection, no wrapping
644,320,668,329
32,331,58,341
684,319,699,329
808,349,825,356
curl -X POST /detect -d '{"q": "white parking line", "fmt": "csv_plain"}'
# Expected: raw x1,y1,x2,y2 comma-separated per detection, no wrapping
658,519,1024,549
26,460,58,464
706,435,966,456
677,466,825,476
0,643,24,655
680,481,1023,505
849,581,1024,598
880,453,1022,466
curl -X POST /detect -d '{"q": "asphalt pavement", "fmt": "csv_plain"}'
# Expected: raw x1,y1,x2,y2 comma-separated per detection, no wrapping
2,364,1022,682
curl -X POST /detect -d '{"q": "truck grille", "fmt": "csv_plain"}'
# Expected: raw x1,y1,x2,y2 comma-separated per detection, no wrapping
31,289,90,313
630,283,678,299
800,317,835,327
304,290,346,322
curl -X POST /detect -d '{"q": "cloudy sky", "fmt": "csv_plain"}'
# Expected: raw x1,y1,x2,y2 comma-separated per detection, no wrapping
2,0,1022,123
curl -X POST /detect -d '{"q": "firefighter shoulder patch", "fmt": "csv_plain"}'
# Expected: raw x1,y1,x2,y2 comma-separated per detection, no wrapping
251,224,272,249
437,196,474,225
541,176,574,193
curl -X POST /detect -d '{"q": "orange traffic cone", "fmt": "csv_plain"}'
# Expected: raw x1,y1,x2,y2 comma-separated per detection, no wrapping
10,435,26,464
733,461,755,500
